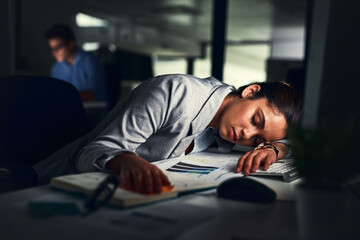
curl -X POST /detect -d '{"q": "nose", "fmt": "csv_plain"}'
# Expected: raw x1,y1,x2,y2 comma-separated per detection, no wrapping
242,127,257,140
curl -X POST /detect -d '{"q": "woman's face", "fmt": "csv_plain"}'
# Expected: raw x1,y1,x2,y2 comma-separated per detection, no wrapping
218,97,287,146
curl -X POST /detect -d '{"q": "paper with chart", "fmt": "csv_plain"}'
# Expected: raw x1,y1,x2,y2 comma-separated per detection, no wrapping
163,171,218,192
154,151,245,183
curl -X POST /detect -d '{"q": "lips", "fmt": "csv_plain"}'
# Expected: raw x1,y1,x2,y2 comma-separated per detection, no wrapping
229,127,238,141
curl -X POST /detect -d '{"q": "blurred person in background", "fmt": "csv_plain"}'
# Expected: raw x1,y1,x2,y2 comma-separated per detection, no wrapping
45,23,107,102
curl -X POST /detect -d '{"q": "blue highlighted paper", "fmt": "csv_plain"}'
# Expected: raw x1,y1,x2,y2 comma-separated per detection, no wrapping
166,161,218,174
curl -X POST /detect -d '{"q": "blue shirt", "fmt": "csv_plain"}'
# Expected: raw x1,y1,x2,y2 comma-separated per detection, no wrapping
51,49,107,101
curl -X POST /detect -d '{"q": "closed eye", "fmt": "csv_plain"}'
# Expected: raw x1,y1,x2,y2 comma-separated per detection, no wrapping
251,115,257,126
252,110,265,129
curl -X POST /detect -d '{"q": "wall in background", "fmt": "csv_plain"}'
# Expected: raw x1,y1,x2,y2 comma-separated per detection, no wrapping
0,0,14,77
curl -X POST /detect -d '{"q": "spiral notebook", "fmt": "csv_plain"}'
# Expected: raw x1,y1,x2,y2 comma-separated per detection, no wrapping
50,171,217,208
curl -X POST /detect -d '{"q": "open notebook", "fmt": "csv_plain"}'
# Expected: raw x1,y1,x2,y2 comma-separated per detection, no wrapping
50,171,218,208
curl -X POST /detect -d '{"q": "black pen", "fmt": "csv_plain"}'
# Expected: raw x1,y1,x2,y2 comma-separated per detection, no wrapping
83,174,120,216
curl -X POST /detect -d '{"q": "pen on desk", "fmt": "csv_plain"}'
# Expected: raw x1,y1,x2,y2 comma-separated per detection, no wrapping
83,174,120,216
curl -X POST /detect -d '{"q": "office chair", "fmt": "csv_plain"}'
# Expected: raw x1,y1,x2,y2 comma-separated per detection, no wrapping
0,75,91,193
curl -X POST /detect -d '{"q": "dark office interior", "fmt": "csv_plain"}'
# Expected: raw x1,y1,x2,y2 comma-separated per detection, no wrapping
0,0,359,239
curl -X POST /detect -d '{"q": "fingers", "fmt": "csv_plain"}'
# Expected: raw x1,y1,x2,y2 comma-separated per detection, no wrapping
108,153,171,194
120,170,132,189
121,163,170,195
262,154,274,171
236,149,277,175
151,167,171,191
133,168,148,193
236,152,250,173
250,154,263,173
144,166,169,194
242,152,258,175
160,171,171,186
150,168,161,193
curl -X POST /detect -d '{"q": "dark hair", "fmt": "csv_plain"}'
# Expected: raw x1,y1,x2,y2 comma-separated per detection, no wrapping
45,24,75,43
233,81,303,128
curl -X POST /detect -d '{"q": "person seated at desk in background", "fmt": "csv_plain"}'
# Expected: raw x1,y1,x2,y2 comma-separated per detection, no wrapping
45,24,107,102
34,74,302,194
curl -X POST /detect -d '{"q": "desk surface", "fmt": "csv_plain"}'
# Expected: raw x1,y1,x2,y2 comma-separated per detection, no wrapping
0,176,359,240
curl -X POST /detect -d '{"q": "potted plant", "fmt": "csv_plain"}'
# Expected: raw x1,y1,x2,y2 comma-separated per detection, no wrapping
289,121,360,239
290,123,360,189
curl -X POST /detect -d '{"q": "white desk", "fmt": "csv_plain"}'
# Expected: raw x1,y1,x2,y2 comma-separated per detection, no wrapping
0,176,359,240
0,176,298,240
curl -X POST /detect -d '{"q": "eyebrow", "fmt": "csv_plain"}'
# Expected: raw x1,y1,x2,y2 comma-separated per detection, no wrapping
259,109,265,129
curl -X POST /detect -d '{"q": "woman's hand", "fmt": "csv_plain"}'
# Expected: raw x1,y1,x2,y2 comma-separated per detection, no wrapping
235,142,289,175
105,153,171,194
235,148,277,175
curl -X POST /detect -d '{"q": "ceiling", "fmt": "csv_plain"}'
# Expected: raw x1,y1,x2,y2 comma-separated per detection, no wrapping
77,0,307,57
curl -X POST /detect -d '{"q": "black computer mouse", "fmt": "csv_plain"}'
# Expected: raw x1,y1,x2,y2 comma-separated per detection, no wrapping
217,177,276,203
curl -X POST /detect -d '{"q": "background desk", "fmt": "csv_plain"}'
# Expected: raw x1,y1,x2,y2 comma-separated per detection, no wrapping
0,176,358,240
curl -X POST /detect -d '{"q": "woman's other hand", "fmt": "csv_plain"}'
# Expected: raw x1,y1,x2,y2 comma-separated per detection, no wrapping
105,153,171,194
235,142,289,175
235,148,277,175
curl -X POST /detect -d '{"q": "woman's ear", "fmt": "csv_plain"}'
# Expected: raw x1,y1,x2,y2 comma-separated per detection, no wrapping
241,84,261,98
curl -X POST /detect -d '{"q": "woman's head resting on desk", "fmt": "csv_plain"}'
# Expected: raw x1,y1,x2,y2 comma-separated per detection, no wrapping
210,81,302,147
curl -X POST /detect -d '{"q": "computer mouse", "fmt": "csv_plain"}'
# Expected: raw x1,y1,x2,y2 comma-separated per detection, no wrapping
217,177,276,203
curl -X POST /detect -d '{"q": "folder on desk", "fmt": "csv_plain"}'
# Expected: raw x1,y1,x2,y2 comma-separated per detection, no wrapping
50,171,217,208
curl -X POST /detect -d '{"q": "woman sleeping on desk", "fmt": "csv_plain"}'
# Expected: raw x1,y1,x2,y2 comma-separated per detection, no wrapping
34,74,302,194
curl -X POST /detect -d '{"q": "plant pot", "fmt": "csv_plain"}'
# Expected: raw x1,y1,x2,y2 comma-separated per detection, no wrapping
296,184,360,240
